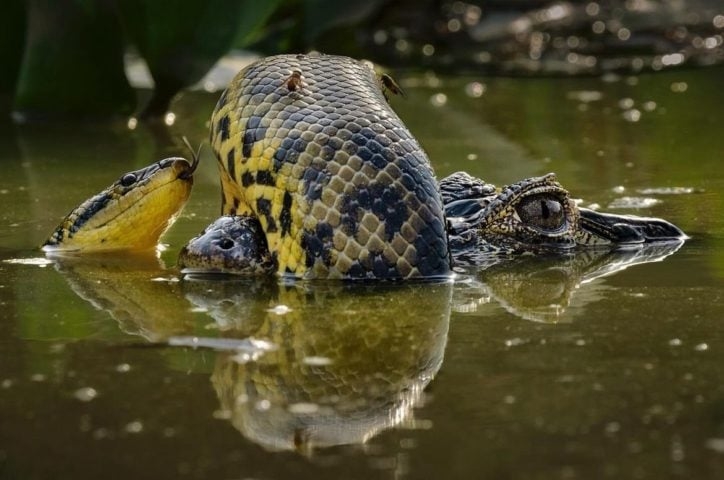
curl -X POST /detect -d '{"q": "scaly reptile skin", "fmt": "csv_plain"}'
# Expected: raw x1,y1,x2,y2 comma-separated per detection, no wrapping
43,54,685,274
43,158,196,252
209,53,451,280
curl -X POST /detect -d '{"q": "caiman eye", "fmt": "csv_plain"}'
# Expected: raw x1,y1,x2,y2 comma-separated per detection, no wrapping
120,173,137,187
516,195,566,231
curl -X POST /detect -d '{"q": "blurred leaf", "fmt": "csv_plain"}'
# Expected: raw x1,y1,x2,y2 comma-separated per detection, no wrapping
233,0,286,46
0,0,26,107
118,0,284,118
14,0,135,121
303,0,387,43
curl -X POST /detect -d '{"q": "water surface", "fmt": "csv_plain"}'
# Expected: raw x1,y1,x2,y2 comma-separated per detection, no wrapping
1,65,724,479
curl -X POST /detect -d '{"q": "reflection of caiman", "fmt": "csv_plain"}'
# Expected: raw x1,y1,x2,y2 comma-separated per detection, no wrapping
43,53,684,277
452,242,682,323
49,245,679,452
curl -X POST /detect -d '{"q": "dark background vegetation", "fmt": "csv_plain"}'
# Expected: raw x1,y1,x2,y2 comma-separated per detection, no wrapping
2,0,722,120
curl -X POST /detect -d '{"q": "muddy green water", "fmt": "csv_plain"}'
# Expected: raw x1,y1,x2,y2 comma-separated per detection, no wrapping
1,66,724,479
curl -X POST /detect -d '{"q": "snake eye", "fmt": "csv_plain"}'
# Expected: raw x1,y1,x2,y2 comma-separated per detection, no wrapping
516,194,566,231
218,238,234,250
120,173,137,187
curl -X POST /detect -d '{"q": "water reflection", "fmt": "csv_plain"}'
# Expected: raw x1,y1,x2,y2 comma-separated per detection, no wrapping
45,255,451,452
453,241,684,323
47,253,193,340
190,280,452,453
36,239,683,453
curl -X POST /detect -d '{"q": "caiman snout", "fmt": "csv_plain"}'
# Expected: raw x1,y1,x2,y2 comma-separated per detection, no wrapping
578,208,686,246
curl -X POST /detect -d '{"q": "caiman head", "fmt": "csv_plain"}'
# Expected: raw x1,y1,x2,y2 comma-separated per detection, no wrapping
442,171,686,260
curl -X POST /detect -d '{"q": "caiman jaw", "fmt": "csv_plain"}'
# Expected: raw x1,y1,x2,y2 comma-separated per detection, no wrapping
576,208,687,247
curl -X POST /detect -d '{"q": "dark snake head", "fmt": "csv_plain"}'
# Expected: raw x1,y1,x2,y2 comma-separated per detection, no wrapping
178,215,274,275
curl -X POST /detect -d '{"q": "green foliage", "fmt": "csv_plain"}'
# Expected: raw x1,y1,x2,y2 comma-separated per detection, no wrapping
10,0,287,120
0,0,26,106
118,0,286,117
302,0,385,43
242,0,389,55
233,0,285,46
14,0,135,120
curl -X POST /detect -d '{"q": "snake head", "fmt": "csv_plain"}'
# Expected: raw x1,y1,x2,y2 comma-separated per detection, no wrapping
178,215,274,275
43,157,196,252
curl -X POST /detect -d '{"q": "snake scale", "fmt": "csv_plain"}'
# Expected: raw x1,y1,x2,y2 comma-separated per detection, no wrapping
208,53,451,280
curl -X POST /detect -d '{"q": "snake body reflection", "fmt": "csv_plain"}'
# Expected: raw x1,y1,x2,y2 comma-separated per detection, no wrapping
47,240,681,452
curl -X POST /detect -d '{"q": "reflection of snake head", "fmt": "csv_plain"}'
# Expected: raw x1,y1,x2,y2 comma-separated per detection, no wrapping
43,156,197,252
47,253,194,340
199,282,453,452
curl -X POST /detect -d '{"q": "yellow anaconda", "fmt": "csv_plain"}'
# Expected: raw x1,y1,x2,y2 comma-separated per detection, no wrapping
209,53,451,280
43,157,197,252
